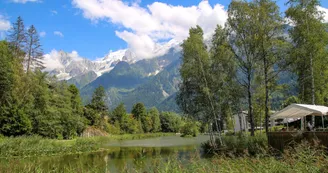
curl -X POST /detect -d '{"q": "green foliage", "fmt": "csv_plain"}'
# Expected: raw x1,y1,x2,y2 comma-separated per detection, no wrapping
0,135,102,158
0,105,32,136
160,112,182,133
282,96,300,108
181,120,199,137
148,107,161,132
90,86,108,112
0,41,14,105
286,0,328,105
112,103,142,134
131,102,147,119
67,71,98,89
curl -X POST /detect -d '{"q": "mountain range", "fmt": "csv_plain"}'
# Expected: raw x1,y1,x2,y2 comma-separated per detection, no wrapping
45,40,183,112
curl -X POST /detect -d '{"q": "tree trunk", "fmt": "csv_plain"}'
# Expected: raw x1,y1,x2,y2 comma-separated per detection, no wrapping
310,54,315,124
264,58,269,133
248,70,255,136
26,37,33,72
306,10,315,124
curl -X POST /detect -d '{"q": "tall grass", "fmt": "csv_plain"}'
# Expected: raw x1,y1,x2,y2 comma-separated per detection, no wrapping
0,136,103,158
0,142,326,173
202,133,268,156
0,133,174,158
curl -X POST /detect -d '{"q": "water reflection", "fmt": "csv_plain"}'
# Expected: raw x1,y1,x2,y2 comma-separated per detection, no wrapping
0,135,210,173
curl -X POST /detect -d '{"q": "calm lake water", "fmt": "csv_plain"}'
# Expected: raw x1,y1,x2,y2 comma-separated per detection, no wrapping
1,135,211,172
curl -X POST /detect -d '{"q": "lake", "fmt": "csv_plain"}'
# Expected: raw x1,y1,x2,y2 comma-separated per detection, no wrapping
0,135,211,172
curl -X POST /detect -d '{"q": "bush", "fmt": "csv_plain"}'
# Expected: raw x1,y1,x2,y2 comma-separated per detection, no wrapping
181,121,199,137
269,125,284,132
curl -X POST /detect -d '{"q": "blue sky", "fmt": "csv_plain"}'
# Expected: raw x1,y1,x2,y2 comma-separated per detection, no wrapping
0,0,328,60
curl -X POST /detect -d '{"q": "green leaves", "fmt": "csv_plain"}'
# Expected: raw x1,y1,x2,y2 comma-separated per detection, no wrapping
286,0,328,105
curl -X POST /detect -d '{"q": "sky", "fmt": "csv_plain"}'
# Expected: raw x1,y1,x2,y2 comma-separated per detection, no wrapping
0,0,328,60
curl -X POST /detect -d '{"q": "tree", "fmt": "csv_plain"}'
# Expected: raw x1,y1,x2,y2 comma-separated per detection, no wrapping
210,25,242,134
160,112,182,133
0,41,14,106
141,116,152,133
68,84,83,115
286,0,328,106
226,1,259,136
26,25,44,71
177,26,223,144
7,16,26,57
112,103,127,125
181,120,199,137
148,107,161,132
90,86,108,113
0,41,32,136
249,0,288,133
131,102,147,120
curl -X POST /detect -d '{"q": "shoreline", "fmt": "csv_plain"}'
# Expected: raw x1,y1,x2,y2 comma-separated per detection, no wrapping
0,133,175,158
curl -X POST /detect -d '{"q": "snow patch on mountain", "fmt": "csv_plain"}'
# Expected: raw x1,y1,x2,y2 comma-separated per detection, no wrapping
43,39,182,80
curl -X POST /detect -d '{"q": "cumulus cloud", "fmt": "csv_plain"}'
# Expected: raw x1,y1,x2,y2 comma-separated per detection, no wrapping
10,0,41,3
54,31,64,37
72,0,227,59
68,50,83,61
0,15,11,31
43,50,83,71
39,31,46,37
43,50,65,71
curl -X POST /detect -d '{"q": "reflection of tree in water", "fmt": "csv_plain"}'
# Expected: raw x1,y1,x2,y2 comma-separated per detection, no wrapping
0,146,202,172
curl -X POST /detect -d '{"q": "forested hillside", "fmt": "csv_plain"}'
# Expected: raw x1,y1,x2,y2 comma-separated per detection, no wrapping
0,17,195,139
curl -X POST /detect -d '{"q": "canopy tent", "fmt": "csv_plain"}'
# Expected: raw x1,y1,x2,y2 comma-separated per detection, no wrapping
270,104,328,120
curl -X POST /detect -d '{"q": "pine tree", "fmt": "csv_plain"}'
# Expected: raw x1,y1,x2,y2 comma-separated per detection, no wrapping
7,16,26,57
0,41,32,136
90,86,108,112
0,41,14,105
68,84,83,115
26,25,44,71
131,102,147,120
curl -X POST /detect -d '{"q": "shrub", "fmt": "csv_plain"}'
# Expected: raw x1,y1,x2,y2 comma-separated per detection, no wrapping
181,121,199,137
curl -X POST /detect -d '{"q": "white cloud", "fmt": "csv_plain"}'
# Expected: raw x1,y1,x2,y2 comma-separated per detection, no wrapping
10,0,41,3
318,6,328,23
51,10,58,15
72,0,227,59
43,50,65,71
43,50,83,71
39,31,46,37
54,31,64,37
0,15,11,31
68,50,83,61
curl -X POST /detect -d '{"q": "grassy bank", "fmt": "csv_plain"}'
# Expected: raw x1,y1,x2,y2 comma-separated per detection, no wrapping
0,142,326,173
202,133,268,156
0,133,174,158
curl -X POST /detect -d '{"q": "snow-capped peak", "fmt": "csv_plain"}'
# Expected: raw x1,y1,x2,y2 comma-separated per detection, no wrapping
43,39,182,80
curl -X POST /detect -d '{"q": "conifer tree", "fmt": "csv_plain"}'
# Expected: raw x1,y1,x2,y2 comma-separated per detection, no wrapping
90,86,108,112
8,16,26,57
132,102,147,119
26,25,44,71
